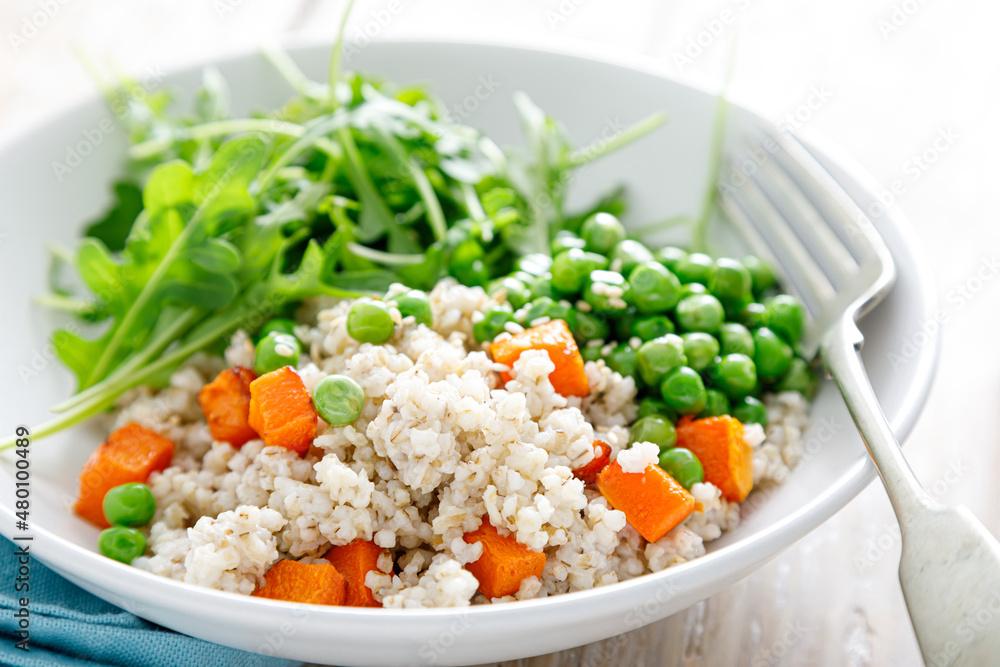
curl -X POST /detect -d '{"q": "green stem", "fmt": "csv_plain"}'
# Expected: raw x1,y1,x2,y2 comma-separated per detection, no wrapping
255,114,347,192
568,112,668,167
129,119,307,160
83,198,216,387
346,243,425,266
51,308,203,413
329,0,358,104
0,394,118,452
261,43,323,99
692,62,734,253
34,293,96,316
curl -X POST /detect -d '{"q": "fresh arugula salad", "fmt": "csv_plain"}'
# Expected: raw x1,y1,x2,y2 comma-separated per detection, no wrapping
6,38,680,450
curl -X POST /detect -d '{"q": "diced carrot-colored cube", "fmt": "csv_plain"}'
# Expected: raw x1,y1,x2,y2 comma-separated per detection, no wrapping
597,459,695,543
463,519,546,599
73,422,174,528
198,366,258,447
323,540,385,607
248,366,317,456
490,319,589,397
572,440,611,484
252,559,346,605
676,415,753,502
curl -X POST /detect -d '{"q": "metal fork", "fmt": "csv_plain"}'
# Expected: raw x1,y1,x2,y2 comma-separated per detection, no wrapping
719,128,1000,667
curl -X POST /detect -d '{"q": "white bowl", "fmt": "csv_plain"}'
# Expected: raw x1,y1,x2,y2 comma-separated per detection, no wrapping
0,38,937,666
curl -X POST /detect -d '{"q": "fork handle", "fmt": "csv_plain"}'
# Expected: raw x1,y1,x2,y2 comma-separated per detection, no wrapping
820,316,934,521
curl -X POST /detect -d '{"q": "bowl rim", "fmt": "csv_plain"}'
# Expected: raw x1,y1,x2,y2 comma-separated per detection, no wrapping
0,34,939,626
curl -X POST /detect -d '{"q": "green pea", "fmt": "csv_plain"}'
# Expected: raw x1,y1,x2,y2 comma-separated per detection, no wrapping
698,389,731,418
347,298,396,344
658,448,704,489
102,483,155,527
614,308,638,340
629,262,682,314
731,396,768,426
98,526,146,564
514,253,553,277
451,239,488,286
764,295,806,345
672,252,714,285
312,374,366,426
611,240,655,275
681,332,720,371
389,290,433,327
753,327,794,380
708,257,753,301
637,334,687,385
719,322,755,357
709,353,758,399
678,282,708,301
675,294,725,333
581,212,627,255
740,302,769,329
632,315,675,341
474,305,515,344
552,231,587,255
572,310,610,343
528,274,558,301
580,346,603,363
721,296,751,322
488,277,531,310
636,397,676,421
258,318,298,342
550,249,608,296
775,357,818,399
607,343,639,378
522,297,578,330
254,332,302,375
659,366,707,414
629,415,677,450
655,246,688,272
743,255,777,294
583,270,631,314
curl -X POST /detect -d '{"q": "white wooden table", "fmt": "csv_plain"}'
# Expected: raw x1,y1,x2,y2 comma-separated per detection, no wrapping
3,1,998,664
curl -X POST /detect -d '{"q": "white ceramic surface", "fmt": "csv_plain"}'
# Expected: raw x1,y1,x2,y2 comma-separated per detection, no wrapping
0,39,938,666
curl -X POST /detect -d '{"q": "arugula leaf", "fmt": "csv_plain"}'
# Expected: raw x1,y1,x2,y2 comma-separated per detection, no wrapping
84,181,143,251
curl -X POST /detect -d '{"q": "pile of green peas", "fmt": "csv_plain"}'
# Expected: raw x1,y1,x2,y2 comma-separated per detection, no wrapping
484,212,819,476
97,482,157,564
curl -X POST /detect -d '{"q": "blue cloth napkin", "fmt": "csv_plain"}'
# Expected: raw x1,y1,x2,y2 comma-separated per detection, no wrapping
0,536,301,667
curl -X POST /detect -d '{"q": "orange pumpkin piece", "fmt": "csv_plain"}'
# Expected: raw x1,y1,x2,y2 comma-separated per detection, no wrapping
198,366,258,447
596,459,695,543
247,366,317,456
463,519,546,599
490,319,589,397
73,422,174,528
572,440,611,484
323,540,385,607
252,559,346,605
676,415,753,502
